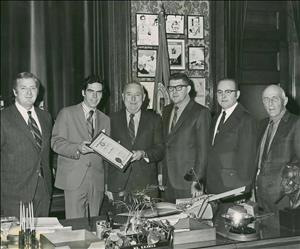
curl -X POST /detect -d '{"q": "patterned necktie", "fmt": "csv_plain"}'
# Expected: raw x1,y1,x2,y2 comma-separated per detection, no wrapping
213,111,226,145
261,120,274,165
170,106,179,132
129,113,135,144
87,110,94,139
27,111,42,150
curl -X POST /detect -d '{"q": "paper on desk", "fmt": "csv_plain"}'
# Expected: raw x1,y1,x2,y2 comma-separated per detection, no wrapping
34,217,63,229
148,212,188,226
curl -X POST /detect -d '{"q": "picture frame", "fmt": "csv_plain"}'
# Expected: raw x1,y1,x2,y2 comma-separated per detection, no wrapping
190,77,206,106
166,15,185,34
136,13,159,46
140,81,155,109
187,15,204,39
188,46,205,70
167,39,185,70
137,49,157,78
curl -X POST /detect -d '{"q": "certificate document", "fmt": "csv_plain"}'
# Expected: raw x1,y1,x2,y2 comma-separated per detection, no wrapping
89,132,133,171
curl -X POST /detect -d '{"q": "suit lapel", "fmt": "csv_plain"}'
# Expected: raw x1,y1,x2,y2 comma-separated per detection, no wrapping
168,100,193,138
163,105,173,137
76,104,89,139
135,110,146,142
11,105,40,151
268,111,289,153
35,107,47,152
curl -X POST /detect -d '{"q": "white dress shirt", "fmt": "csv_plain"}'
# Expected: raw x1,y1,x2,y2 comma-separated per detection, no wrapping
15,101,42,133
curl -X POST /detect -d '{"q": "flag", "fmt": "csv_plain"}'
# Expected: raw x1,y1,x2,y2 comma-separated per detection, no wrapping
154,5,170,114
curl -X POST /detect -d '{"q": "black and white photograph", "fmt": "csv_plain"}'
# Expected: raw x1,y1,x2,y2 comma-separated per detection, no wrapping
136,13,158,46
188,15,204,39
1,1,300,247
166,15,185,34
188,46,205,70
137,49,157,77
167,39,185,70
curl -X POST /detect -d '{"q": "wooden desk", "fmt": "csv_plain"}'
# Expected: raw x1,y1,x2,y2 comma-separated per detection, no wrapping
60,214,300,249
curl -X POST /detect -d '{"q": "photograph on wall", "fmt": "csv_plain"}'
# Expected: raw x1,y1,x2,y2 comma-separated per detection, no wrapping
166,15,184,34
136,13,159,46
188,46,205,70
137,49,157,78
167,39,185,70
191,77,206,106
188,15,204,39
140,81,155,109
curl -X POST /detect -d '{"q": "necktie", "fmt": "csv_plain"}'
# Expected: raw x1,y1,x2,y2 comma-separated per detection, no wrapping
87,110,94,139
129,113,135,144
213,111,226,145
261,120,274,165
170,106,179,132
27,111,42,150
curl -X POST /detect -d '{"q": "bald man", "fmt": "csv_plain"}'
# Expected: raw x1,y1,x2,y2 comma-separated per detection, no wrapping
255,85,300,212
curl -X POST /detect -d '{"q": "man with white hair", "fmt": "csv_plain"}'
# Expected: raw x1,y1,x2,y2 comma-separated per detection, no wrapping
255,84,300,212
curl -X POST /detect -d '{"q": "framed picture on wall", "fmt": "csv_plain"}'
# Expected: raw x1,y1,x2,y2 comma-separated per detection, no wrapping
136,13,159,46
166,15,184,34
167,39,185,70
188,46,205,70
137,49,157,78
187,15,204,39
140,81,155,109
190,77,206,105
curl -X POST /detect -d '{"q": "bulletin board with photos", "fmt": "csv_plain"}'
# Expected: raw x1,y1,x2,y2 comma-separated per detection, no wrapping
132,1,211,109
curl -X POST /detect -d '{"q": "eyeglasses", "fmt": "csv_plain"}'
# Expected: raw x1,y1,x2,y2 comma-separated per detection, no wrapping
262,96,280,105
167,85,188,92
216,89,237,95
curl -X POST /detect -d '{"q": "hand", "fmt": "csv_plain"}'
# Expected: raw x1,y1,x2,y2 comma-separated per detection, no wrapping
191,181,204,197
78,141,94,155
130,150,145,162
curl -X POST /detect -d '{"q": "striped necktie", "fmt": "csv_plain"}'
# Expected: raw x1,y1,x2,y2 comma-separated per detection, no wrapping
128,113,135,144
87,110,94,139
27,111,42,150
261,120,274,166
170,106,179,132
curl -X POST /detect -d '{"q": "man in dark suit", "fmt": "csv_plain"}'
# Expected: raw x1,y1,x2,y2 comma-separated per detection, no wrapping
255,85,300,212
162,73,211,202
106,83,164,201
206,78,257,196
51,75,110,219
1,72,53,217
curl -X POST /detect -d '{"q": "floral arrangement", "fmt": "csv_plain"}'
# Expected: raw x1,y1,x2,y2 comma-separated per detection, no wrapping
104,186,173,249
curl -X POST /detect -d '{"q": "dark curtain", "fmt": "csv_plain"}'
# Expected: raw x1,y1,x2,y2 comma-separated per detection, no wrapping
224,0,247,83
290,0,300,44
1,0,130,117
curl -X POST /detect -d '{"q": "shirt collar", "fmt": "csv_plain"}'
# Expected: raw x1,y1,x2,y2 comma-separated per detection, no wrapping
82,102,96,117
174,96,190,112
222,102,238,117
270,108,286,124
126,109,141,120
15,101,35,116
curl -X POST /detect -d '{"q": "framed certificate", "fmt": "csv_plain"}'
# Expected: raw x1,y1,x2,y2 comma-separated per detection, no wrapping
88,132,133,171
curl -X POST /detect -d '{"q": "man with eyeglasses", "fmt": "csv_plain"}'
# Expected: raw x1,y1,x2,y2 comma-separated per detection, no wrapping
255,84,300,212
51,75,110,219
105,83,164,207
206,78,257,199
161,73,211,202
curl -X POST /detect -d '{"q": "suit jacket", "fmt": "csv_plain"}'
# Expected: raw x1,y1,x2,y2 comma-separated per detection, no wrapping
206,103,257,194
1,104,52,214
107,109,164,193
51,103,110,191
258,111,300,169
162,100,211,190
256,111,300,209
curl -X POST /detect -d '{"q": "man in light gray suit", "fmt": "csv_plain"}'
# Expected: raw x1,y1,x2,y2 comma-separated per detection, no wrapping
51,75,110,219
1,72,52,217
